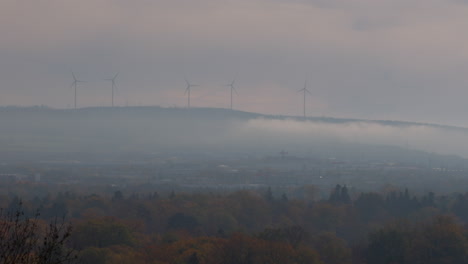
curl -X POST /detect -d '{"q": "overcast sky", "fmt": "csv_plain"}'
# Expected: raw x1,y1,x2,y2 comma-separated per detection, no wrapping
2,0,468,126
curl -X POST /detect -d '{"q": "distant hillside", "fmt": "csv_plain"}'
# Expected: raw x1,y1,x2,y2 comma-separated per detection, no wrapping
1,105,466,131
0,106,467,163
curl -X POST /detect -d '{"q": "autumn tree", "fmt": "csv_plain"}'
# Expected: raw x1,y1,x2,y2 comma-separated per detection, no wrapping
258,225,307,248
407,215,468,264
367,215,468,264
0,202,77,264
329,184,351,204
367,226,409,264
312,232,352,264
72,218,133,249
354,192,385,222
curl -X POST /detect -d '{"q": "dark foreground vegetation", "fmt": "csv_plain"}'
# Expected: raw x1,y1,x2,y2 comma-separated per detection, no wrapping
4,185,468,263
0,202,76,264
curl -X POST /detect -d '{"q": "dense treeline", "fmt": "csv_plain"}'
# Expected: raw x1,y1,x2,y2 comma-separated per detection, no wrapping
4,185,468,263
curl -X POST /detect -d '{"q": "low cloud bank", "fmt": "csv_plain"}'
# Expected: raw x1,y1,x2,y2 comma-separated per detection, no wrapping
229,118,468,157
1,109,468,159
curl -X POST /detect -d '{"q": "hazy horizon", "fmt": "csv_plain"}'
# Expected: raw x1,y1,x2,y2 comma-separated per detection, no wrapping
2,1,468,126
1,107,468,162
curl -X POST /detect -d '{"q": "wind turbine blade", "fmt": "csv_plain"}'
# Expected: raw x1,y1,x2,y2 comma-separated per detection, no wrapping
233,87,238,95
113,72,119,80
72,72,77,81
184,87,189,95
306,89,312,95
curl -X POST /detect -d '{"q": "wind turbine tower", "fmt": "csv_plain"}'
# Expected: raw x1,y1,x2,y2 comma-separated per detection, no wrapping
298,80,311,118
225,76,237,110
105,72,119,107
184,78,198,108
71,72,85,109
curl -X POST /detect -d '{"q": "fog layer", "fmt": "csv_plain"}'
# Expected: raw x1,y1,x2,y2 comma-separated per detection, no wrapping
0,108,467,162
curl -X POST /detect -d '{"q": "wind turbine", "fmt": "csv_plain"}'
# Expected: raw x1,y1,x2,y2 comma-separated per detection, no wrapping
224,75,238,110
298,80,311,118
71,72,85,109
184,78,198,108
105,72,119,107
